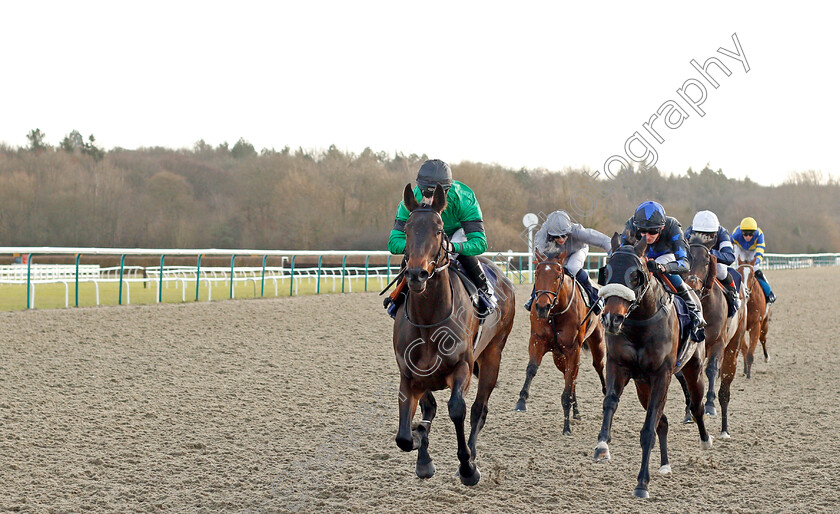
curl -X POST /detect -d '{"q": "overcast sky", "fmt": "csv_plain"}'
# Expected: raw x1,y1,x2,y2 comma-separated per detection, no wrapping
3,1,837,185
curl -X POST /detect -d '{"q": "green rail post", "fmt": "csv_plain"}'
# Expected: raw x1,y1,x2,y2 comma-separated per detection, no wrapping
229,254,236,299
261,255,267,297
158,255,166,303
75,254,81,307
316,256,322,294
364,255,369,292
25,253,33,309
289,256,296,296
518,255,523,284
341,255,347,293
118,254,126,305
195,254,202,301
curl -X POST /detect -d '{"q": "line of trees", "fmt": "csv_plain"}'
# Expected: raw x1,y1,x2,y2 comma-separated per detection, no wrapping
1,130,838,253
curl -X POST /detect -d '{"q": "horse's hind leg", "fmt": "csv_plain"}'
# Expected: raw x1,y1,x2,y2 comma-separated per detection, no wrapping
414,391,437,478
560,345,581,434
675,372,693,424
467,345,502,474
760,315,770,363
515,336,547,412
449,361,479,486
744,322,759,379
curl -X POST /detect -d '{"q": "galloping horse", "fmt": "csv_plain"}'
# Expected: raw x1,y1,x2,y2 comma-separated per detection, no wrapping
514,249,606,435
737,258,772,378
681,235,747,439
393,184,516,486
594,235,712,499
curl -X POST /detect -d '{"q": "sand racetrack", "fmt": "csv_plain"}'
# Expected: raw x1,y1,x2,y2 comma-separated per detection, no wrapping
1,267,839,513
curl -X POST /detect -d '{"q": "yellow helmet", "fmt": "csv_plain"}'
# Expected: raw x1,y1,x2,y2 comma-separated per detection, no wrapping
740,217,758,231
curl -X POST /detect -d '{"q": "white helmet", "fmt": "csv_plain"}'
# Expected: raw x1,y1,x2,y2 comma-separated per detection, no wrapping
692,210,720,233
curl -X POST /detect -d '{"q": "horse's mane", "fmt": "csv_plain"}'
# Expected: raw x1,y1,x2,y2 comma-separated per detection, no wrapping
689,233,714,247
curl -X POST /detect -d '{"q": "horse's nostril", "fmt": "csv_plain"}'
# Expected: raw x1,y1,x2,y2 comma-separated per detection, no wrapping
418,270,429,281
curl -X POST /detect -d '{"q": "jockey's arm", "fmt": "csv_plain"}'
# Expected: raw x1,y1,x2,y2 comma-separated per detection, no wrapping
754,230,766,265
575,226,612,252
662,225,690,274
453,221,487,256
711,229,736,265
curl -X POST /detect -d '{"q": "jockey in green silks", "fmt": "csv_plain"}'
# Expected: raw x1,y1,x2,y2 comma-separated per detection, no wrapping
386,159,494,318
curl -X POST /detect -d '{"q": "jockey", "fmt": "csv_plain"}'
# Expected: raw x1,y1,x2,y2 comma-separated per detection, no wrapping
684,210,741,317
732,217,776,303
621,201,705,342
385,159,495,317
524,210,610,315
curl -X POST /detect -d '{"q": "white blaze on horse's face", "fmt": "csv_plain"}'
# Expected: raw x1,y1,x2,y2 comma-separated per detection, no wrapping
544,265,551,272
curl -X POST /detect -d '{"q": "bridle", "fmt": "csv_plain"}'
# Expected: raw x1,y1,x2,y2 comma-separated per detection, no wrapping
534,260,576,316
687,243,715,299
405,207,453,280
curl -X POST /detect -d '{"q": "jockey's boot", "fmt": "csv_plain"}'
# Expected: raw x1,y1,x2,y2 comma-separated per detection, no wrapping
676,281,706,342
575,268,604,315
458,254,496,318
524,285,536,311
721,275,740,317
754,269,776,303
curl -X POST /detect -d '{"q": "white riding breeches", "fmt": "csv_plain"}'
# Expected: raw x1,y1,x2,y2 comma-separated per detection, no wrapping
564,246,589,276
716,262,730,281
734,247,761,269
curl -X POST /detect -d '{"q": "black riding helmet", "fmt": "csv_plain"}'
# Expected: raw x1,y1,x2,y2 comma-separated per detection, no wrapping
416,159,453,196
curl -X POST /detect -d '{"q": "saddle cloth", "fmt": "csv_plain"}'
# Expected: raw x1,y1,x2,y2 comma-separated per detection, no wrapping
672,293,693,349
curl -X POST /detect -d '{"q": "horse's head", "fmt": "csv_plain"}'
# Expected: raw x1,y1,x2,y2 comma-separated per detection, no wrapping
737,256,753,284
403,183,449,293
599,238,650,334
532,248,568,319
686,234,716,293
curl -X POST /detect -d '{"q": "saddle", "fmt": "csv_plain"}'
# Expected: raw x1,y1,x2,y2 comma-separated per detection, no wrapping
451,260,500,321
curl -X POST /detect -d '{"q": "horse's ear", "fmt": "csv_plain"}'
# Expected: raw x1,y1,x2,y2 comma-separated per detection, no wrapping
430,184,447,213
633,238,648,258
610,232,621,252
535,248,546,262
403,183,420,213
705,254,718,289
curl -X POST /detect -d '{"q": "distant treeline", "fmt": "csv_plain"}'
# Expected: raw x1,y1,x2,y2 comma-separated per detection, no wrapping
1,134,838,253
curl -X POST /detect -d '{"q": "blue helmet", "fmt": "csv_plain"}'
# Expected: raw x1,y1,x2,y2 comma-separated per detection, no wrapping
633,201,666,230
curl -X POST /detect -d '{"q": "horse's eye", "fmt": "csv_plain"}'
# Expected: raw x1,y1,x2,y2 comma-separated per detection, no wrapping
436,230,442,235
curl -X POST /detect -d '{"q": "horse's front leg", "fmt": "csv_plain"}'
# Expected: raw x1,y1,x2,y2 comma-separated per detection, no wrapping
515,335,548,412
705,338,724,416
633,364,671,499
449,360,478,486
594,356,629,462
414,391,437,478
719,333,741,439
395,376,421,452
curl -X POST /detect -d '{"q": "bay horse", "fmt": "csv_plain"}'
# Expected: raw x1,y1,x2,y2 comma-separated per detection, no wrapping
594,235,712,499
514,249,606,436
680,235,747,439
737,258,772,379
393,184,516,485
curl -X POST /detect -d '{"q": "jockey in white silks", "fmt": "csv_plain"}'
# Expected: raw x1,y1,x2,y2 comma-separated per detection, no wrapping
524,210,611,314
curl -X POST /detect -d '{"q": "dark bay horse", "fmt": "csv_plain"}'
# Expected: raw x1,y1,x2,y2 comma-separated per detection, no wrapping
594,235,712,499
737,259,772,378
393,184,516,486
514,250,606,436
681,236,747,439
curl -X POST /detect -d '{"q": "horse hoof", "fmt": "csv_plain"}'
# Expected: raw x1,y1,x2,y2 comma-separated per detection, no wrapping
658,464,672,475
681,413,694,424
720,431,731,440
573,413,582,421
705,405,717,417
593,441,611,462
514,400,527,412
764,355,770,363
700,435,714,450
415,461,435,479
633,487,650,499
457,466,481,486
563,428,572,436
